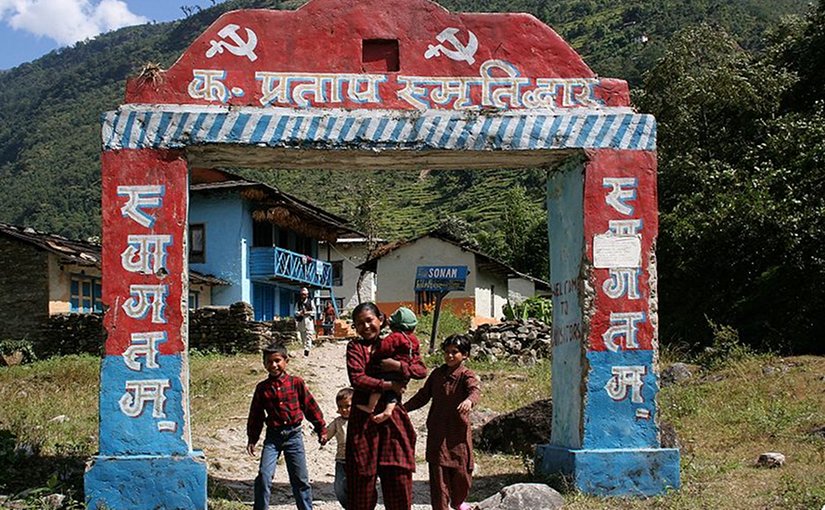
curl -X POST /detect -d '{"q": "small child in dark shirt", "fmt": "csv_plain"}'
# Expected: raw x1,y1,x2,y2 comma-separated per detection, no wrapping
356,306,423,423
404,334,480,510
320,387,352,509
246,342,326,510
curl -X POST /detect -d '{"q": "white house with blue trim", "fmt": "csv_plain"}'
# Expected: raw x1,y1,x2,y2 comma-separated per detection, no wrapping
0,221,226,343
188,169,361,321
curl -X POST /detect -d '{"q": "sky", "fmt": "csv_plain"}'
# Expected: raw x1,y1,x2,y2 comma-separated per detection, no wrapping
0,0,228,70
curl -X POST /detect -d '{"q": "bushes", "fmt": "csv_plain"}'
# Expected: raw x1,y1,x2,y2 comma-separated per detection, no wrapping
502,296,552,325
0,338,36,366
416,306,473,351
693,319,755,369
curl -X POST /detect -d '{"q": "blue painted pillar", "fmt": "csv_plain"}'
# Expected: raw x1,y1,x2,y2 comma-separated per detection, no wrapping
85,148,207,509
535,149,680,496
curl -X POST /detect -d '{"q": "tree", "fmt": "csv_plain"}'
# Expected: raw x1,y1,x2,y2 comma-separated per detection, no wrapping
636,17,825,353
477,186,549,280
343,177,389,304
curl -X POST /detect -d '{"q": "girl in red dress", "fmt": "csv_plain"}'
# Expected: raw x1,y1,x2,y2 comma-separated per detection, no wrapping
345,302,427,510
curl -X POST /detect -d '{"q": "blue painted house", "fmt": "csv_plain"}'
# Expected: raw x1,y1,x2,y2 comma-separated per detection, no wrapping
188,170,359,321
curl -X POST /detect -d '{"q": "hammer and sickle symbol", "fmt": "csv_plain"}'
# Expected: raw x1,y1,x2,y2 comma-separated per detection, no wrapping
424,27,479,65
206,23,258,62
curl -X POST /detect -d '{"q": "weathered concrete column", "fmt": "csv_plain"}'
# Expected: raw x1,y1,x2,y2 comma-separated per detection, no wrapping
535,149,680,495
85,148,207,509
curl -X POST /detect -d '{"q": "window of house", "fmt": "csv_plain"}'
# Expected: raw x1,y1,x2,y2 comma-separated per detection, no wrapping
189,291,200,310
189,224,205,263
276,228,290,250
252,221,274,247
331,260,343,286
71,275,103,313
295,234,313,257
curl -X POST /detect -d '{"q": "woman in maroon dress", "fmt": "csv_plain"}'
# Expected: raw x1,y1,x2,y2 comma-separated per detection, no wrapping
345,302,427,510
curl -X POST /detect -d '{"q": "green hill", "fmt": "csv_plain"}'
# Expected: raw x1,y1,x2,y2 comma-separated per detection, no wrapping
0,0,807,241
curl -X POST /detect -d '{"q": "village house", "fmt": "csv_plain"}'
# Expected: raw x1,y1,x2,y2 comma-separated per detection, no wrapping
188,168,361,321
0,221,226,343
318,234,381,316
361,231,549,326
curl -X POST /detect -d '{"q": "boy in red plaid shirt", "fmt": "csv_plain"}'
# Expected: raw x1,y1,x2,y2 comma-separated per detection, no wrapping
247,343,327,510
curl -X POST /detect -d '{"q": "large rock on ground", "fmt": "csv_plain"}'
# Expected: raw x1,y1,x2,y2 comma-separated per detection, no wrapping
473,483,564,510
660,362,696,387
475,399,551,455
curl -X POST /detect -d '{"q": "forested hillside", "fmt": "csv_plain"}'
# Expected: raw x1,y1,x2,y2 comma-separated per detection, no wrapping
0,0,822,352
0,0,806,240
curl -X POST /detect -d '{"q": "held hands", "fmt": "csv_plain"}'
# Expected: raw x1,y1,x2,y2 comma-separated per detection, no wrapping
389,380,406,395
380,358,402,372
318,431,328,445
246,443,256,456
457,398,473,414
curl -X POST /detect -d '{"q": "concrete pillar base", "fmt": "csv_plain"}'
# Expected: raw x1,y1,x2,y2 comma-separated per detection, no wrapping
85,452,207,509
535,444,680,496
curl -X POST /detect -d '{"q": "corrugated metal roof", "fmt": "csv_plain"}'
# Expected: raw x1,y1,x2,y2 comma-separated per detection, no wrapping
189,169,363,239
0,222,228,286
359,231,549,289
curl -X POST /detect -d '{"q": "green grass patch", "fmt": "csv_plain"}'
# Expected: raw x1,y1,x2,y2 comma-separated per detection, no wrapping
2,350,824,509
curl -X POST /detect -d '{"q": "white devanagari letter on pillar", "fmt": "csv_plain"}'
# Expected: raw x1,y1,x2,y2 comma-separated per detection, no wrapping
122,284,168,324
609,219,643,236
119,379,171,418
603,268,641,300
602,311,646,351
121,234,173,274
603,177,638,216
117,185,165,228
122,331,167,371
604,365,646,403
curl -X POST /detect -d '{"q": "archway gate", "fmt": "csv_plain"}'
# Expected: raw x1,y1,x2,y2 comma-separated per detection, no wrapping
85,0,679,507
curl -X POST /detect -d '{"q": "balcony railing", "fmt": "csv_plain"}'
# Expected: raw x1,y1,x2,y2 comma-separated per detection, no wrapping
250,247,332,288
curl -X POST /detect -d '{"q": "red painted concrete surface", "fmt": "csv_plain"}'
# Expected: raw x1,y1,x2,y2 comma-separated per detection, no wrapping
124,0,630,109
584,149,658,352
101,149,188,356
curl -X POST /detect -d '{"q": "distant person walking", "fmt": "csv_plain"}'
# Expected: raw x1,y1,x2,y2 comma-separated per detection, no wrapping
295,287,315,357
346,302,428,510
322,300,337,336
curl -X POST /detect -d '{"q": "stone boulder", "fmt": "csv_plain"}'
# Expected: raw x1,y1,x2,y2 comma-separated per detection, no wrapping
756,452,786,468
475,399,551,455
660,362,695,387
473,483,564,510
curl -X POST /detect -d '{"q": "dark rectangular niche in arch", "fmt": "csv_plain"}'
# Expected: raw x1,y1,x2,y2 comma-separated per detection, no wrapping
362,39,399,72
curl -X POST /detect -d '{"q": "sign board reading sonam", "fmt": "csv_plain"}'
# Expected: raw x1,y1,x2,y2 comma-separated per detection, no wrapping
414,265,468,292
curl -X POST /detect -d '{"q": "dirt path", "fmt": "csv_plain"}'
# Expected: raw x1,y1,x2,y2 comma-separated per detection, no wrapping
197,340,434,509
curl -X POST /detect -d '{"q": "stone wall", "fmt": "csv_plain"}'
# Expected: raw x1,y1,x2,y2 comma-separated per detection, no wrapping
0,238,49,342
28,302,298,358
470,319,553,364
188,302,298,354
39,312,105,357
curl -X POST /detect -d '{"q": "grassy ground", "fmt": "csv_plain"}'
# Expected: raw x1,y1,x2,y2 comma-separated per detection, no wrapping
1,350,824,508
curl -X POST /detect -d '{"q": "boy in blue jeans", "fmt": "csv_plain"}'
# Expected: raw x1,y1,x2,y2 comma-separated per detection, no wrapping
247,343,327,510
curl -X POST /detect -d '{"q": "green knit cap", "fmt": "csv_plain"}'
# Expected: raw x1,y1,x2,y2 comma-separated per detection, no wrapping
389,307,417,331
